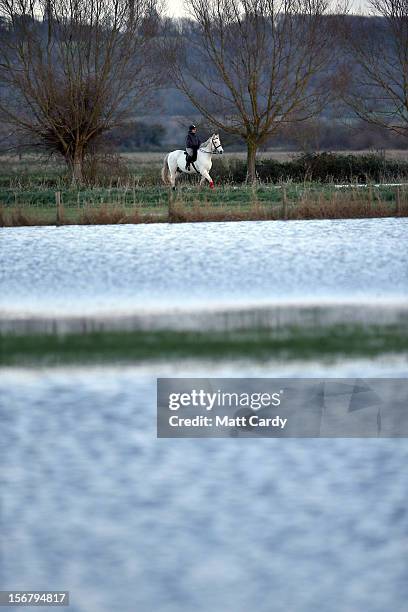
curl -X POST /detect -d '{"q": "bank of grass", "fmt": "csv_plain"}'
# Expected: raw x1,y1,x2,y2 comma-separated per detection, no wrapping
1,183,408,226
1,324,407,366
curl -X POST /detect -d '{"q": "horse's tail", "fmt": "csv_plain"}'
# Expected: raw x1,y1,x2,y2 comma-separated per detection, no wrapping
161,154,170,185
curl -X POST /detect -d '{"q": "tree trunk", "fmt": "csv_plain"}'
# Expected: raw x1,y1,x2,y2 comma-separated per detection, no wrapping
70,148,84,185
246,141,257,183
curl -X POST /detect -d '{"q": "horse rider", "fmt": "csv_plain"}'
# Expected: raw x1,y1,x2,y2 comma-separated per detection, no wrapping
185,124,201,170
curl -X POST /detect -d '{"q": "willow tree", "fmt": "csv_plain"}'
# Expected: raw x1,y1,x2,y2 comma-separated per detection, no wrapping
340,0,408,138
169,0,333,181
0,0,161,183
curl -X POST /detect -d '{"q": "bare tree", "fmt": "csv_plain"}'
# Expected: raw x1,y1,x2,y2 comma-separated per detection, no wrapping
340,0,408,138
167,0,333,181
0,0,162,183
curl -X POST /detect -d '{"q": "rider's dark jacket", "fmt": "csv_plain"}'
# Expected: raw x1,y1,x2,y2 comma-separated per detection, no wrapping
186,131,201,150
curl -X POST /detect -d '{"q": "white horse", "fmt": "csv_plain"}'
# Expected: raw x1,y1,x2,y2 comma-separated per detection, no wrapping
162,134,224,190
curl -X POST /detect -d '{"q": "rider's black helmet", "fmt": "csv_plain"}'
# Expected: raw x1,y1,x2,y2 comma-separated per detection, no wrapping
189,124,196,130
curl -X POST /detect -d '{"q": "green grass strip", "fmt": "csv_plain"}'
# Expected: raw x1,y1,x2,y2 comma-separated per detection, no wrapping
1,324,407,366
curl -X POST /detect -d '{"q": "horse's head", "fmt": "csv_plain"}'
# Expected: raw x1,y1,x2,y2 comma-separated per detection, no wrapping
211,134,223,154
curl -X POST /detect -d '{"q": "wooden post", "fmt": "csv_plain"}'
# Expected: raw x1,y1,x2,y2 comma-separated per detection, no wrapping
282,186,288,220
396,187,401,216
368,183,373,215
55,191,63,225
168,189,174,222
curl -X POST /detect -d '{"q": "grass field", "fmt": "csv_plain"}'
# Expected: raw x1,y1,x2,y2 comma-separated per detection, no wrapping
1,152,408,226
2,324,407,366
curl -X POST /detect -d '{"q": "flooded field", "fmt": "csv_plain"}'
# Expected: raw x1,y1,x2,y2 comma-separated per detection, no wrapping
1,218,407,317
1,361,408,612
1,216,407,612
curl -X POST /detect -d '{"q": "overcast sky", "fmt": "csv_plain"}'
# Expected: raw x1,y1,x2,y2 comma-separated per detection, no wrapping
165,1,373,18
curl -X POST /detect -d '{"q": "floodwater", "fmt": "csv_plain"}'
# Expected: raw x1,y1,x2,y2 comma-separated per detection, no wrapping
1,360,407,612
1,217,407,611
1,218,407,316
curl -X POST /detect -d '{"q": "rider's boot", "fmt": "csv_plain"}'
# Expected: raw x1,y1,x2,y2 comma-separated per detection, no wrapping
185,156,191,171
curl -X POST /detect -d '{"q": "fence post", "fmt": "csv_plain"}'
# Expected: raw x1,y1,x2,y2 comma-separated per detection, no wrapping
282,185,288,219
55,191,63,225
396,187,401,216
368,183,373,215
168,189,174,222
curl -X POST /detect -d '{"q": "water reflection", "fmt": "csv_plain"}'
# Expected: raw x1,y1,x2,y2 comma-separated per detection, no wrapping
1,360,407,612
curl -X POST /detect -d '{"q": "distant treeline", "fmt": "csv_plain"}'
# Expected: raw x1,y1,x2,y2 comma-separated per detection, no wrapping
109,122,166,151
104,119,408,152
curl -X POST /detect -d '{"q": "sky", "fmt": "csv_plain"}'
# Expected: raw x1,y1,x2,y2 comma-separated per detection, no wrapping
165,1,372,18
166,0,184,17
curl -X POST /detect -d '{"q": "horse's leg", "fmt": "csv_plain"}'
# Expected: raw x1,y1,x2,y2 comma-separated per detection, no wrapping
201,170,215,189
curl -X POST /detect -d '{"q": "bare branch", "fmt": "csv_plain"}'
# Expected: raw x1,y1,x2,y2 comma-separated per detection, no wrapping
165,0,334,180
0,0,163,183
